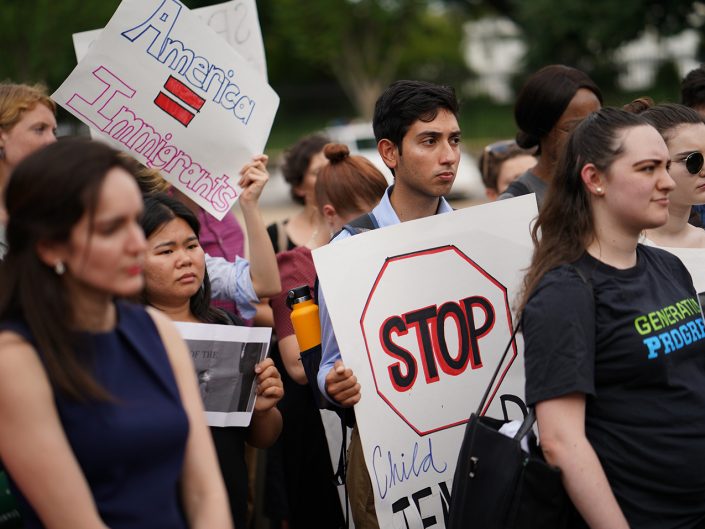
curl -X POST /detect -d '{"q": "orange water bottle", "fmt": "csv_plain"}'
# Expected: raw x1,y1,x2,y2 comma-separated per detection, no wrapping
287,285,321,352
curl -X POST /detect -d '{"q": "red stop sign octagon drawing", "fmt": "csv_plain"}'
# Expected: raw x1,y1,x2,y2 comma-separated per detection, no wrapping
360,245,516,436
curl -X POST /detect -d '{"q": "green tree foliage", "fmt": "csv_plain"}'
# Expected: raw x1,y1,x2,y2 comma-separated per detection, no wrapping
0,0,120,88
269,0,469,118
507,0,701,81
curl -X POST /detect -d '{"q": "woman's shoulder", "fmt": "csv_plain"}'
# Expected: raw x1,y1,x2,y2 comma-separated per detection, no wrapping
536,261,592,290
116,300,162,332
0,326,46,390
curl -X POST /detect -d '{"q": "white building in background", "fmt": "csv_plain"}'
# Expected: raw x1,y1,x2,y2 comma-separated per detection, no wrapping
463,17,526,103
463,17,702,102
614,29,700,90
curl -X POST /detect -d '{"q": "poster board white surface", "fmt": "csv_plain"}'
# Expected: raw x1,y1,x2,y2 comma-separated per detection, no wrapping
54,0,279,220
312,195,538,529
657,246,705,294
657,246,705,313
175,321,271,427
72,0,268,80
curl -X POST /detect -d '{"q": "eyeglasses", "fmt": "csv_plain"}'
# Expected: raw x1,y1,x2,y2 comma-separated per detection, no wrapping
673,152,704,175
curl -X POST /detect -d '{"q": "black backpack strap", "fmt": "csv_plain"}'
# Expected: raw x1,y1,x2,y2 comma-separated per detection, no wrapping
503,179,532,198
340,212,379,237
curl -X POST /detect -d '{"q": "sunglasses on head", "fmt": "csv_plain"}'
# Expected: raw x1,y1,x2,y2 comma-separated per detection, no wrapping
481,140,520,180
676,152,704,175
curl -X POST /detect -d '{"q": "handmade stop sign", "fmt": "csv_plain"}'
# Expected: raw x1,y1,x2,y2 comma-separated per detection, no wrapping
360,245,516,436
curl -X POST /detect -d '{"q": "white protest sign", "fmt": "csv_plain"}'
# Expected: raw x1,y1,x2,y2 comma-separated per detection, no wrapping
313,195,537,529
72,0,268,79
53,0,279,220
175,321,271,427
656,246,705,294
655,246,705,313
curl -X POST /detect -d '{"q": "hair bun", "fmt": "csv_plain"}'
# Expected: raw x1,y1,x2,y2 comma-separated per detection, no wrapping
623,97,654,115
515,130,539,150
323,143,350,164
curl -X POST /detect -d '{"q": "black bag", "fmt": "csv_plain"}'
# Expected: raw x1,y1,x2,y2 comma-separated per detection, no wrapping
0,469,22,528
447,325,571,529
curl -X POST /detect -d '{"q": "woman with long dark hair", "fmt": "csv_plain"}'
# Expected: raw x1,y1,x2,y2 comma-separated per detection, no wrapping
140,191,283,529
520,108,705,528
0,138,230,528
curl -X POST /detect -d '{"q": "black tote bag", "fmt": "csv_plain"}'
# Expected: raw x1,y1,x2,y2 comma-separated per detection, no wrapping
447,325,571,529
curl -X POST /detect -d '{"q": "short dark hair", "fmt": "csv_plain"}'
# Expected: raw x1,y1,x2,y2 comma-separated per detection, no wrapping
280,134,329,205
140,193,230,325
681,66,705,109
373,80,459,153
514,65,603,153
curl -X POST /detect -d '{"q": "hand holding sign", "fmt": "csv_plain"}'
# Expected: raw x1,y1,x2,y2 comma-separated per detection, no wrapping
237,154,269,207
325,359,361,407
254,357,284,413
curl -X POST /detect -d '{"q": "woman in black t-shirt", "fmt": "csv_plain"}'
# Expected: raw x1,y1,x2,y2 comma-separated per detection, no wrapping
520,107,705,529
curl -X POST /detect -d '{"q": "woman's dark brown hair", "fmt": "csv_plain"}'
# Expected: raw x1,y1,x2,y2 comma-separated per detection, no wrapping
1,138,140,400
518,108,650,313
281,134,329,205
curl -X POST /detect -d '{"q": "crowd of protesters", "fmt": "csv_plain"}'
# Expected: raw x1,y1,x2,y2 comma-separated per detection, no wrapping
0,59,704,529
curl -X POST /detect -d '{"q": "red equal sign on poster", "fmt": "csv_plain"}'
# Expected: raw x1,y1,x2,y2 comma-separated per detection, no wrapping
154,75,206,127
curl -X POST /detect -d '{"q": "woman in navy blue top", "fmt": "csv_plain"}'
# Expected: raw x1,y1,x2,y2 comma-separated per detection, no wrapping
0,139,231,528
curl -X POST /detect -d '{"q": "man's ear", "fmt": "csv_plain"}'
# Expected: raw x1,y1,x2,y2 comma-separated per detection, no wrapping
485,188,498,201
580,163,606,196
378,139,398,171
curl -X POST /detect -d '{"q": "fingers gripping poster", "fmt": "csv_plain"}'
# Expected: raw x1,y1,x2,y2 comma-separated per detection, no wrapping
312,196,538,529
53,0,279,220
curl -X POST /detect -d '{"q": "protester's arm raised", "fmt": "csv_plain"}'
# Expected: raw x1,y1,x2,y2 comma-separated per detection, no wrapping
238,155,281,298
0,332,109,529
149,308,232,529
536,393,629,529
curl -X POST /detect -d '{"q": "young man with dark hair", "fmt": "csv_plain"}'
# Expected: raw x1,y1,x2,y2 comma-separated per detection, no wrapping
316,79,461,527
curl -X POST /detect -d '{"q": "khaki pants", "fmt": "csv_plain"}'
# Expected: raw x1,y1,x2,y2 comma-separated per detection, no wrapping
347,425,380,529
